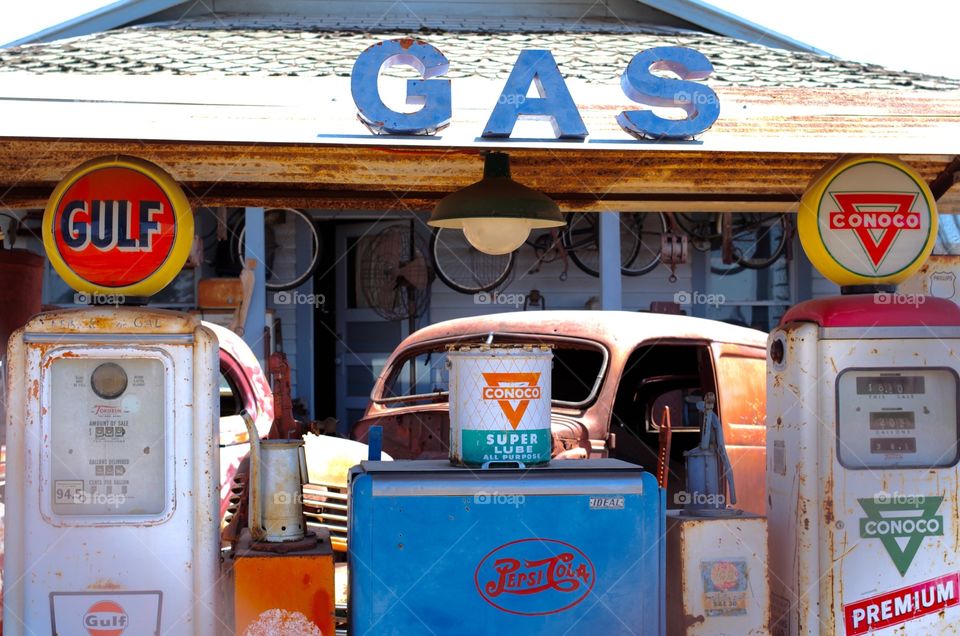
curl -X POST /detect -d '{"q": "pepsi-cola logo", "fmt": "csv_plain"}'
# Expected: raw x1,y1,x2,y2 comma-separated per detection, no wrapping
475,538,595,616
83,600,128,636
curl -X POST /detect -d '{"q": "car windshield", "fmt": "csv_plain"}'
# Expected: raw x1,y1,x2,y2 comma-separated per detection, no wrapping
380,336,607,408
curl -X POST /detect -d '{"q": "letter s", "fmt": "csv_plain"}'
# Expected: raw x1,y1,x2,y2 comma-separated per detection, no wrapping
351,38,451,135
617,46,719,140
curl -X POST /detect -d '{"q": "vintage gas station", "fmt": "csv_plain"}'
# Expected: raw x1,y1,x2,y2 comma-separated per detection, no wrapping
0,5,960,634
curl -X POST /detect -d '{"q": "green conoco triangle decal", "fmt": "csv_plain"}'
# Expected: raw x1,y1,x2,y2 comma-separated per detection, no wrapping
858,496,944,577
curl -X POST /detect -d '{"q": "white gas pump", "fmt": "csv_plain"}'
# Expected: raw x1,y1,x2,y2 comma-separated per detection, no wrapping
767,156,960,635
3,157,221,635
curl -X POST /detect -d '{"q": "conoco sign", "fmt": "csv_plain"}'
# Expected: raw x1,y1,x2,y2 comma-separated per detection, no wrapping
798,156,938,287
42,156,193,297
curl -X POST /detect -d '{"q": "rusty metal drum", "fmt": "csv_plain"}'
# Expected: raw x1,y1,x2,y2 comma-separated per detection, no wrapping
447,345,552,467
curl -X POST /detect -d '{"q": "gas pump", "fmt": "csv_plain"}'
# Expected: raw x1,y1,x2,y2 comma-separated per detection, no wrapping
767,156,960,635
3,157,221,634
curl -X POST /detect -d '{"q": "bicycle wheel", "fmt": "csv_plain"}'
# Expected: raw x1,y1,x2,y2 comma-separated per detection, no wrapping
730,213,788,270
430,228,514,294
621,212,667,276
709,213,788,276
237,208,321,291
673,212,715,252
562,212,643,278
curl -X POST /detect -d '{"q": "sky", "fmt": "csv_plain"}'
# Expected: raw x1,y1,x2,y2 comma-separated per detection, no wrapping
707,0,960,78
0,1,959,79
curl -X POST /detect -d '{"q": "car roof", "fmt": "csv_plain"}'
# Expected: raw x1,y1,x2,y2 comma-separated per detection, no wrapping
401,310,768,350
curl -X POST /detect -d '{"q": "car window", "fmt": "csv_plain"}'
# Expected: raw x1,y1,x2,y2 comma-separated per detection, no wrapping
379,338,606,408
220,371,243,417
649,387,705,432
385,350,450,400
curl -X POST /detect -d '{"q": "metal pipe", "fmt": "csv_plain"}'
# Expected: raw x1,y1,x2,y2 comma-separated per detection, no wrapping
243,206,266,370
598,212,622,310
240,409,265,541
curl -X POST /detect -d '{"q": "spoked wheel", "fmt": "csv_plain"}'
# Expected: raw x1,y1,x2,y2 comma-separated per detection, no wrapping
562,212,665,277
622,212,668,276
673,212,715,252
236,208,321,291
430,228,514,294
712,213,789,276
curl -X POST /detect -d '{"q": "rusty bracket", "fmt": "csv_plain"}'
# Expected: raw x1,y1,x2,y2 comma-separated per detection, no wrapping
929,155,960,201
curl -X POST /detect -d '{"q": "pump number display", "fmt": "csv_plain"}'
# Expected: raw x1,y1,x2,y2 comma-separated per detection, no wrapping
48,355,168,516
837,368,960,469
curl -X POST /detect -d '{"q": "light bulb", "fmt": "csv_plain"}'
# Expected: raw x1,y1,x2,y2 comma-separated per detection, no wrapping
461,218,530,255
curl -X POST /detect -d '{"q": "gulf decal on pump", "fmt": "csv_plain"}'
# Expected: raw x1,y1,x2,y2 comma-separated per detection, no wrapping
42,155,194,297
797,155,937,287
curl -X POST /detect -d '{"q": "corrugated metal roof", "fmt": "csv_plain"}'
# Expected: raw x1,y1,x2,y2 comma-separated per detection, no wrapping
1,16,957,90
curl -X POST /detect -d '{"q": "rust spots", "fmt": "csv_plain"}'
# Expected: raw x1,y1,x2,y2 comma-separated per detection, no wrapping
88,578,122,590
682,613,706,629
398,37,415,50
824,475,834,525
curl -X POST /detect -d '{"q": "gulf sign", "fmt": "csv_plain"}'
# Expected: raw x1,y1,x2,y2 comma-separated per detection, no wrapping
475,538,595,616
798,156,937,287
42,156,194,297
843,572,959,635
83,600,128,636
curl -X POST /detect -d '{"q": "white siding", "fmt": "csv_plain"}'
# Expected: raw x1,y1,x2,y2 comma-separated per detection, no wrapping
265,211,300,397
429,237,693,323
811,270,841,298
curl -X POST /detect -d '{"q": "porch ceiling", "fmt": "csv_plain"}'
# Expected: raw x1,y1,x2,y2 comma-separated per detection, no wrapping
0,76,958,213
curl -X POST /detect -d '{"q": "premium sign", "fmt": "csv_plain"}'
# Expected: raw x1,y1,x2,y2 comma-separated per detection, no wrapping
843,572,959,635
352,38,720,140
42,156,194,297
798,156,937,287
475,538,595,616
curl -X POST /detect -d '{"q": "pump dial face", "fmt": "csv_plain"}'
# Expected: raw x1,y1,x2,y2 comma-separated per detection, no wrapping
48,356,167,517
837,368,959,469
91,362,128,400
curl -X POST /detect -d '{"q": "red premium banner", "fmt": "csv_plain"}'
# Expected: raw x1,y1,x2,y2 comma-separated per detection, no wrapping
843,572,959,635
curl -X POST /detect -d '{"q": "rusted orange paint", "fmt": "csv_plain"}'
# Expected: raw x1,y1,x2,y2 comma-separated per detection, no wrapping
232,535,335,636
355,311,770,515
87,579,122,590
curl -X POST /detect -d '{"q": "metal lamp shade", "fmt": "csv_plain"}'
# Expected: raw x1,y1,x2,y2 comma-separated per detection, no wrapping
428,152,565,230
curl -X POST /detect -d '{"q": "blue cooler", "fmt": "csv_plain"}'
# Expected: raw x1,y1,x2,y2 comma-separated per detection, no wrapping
349,459,664,635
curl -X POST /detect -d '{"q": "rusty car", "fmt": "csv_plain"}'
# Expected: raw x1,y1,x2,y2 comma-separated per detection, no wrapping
351,310,768,514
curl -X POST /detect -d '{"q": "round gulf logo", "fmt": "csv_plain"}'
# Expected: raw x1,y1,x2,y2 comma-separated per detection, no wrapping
798,156,937,286
42,155,193,297
83,600,128,636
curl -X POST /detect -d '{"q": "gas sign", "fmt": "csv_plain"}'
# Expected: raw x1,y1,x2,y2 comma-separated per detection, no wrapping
798,156,937,287
42,156,193,297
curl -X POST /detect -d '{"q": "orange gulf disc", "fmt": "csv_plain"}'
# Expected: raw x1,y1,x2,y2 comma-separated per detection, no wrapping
42,156,193,297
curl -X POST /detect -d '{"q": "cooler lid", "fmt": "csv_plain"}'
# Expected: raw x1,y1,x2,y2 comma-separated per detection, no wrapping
351,459,649,497
357,458,643,475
